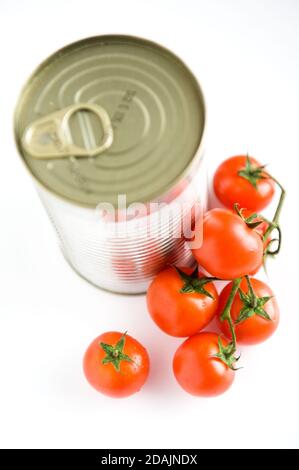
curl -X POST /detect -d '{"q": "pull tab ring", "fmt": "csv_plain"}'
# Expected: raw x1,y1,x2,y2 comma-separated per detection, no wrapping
21,103,114,160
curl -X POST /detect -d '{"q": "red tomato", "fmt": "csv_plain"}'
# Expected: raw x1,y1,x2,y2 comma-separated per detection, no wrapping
213,155,275,212
83,332,150,398
192,208,263,279
217,278,279,345
173,332,235,397
147,266,219,337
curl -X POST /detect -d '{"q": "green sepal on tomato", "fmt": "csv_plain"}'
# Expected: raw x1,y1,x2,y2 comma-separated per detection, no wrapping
217,277,279,345
83,331,150,398
146,266,219,337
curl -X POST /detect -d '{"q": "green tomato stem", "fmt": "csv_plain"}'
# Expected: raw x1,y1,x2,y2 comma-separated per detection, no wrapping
270,175,286,224
263,173,286,242
220,277,242,353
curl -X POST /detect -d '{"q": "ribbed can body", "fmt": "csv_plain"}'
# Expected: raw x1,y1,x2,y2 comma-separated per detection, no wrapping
36,155,206,293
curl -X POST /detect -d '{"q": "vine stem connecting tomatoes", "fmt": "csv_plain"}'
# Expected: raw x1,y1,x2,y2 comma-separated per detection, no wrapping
216,277,242,369
212,155,286,370
261,171,286,258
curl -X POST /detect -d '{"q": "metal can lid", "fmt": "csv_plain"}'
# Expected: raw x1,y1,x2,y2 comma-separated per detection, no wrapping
15,35,205,207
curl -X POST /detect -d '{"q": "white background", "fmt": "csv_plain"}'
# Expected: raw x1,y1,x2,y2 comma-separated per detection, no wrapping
0,0,298,449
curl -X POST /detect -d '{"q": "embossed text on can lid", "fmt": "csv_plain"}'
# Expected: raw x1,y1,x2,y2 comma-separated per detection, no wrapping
14,35,205,207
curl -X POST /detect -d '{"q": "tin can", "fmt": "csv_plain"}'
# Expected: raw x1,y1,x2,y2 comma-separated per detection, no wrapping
14,35,206,294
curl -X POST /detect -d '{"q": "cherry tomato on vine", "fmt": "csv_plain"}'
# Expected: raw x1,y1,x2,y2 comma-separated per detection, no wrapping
147,266,219,337
192,208,264,279
173,332,235,397
217,278,279,345
213,155,275,212
83,332,150,398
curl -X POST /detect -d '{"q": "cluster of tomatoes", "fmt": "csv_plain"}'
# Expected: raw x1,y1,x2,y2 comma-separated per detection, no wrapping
83,155,285,398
